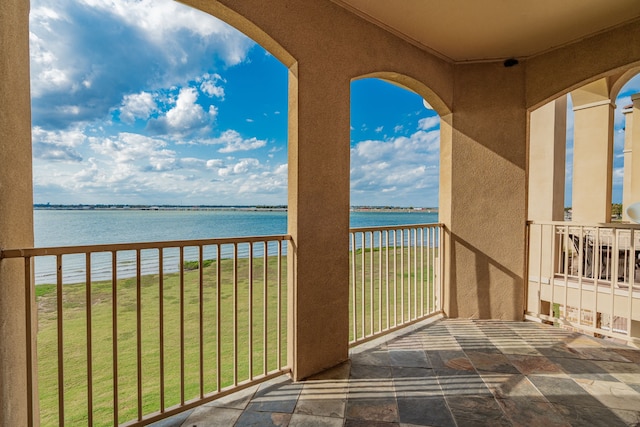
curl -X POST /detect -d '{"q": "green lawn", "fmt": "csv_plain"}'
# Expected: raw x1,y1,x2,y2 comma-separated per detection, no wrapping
36,255,287,426
36,245,439,426
349,246,439,341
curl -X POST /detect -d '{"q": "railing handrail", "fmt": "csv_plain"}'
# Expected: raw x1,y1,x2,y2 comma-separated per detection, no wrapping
527,220,640,229
349,223,442,233
1,225,444,259
0,233,293,259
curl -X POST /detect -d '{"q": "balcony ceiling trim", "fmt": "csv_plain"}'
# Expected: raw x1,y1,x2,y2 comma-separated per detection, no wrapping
331,0,640,63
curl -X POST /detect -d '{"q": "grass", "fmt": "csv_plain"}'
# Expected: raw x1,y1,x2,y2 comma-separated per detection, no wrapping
36,245,439,426
36,255,287,426
349,246,439,341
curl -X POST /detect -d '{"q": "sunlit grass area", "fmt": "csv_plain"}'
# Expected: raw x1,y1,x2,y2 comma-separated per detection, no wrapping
36,243,440,426
36,255,287,426
349,246,439,341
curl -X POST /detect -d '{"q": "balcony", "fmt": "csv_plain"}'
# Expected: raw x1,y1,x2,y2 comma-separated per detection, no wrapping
527,221,640,344
159,317,640,426
4,221,640,426
1,223,443,426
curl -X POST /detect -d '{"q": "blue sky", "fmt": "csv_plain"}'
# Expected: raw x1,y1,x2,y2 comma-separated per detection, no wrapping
29,0,639,208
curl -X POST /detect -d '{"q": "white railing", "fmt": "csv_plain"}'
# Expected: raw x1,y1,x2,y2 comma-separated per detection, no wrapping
526,221,640,343
2,235,291,427
348,223,444,345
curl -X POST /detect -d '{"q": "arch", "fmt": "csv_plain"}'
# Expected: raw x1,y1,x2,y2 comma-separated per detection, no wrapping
610,66,640,100
179,0,295,68
526,17,640,110
355,71,451,117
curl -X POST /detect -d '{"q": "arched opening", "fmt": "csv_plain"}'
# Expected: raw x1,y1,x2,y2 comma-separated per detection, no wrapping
348,75,444,343
28,0,293,424
527,64,640,340
559,73,640,221
611,72,640,220
350,77,440,215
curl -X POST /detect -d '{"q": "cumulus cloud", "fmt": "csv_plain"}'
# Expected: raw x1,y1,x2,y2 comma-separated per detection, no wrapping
29,0,252,129
89,132,173,165
32,127,86,162
166,88,208,129
147,87,214,136
119,92,157,124
350,126,440,205
218,158,260,176
198,73,225,98
79,0,253,65
417,115,439,131
32,126,288,205
33,142,83,162
202,130,268,153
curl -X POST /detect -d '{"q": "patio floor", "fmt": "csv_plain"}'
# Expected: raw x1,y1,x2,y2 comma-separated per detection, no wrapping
154,318,640,427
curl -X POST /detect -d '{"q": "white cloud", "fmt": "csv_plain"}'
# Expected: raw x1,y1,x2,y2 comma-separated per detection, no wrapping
32,127,87,162
206,159,224,169
146,87,213,136
198,73,225,98
78,0,253,65
202,130,267,153
33,126,86,148
29,0,253,129
89,132,173,164
350,126,440,205
166,88,206,129
119,92,157,124
217,158,261,176
417,116,439,131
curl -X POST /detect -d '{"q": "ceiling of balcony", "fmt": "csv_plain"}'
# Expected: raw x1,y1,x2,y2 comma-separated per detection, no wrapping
331,0,640,63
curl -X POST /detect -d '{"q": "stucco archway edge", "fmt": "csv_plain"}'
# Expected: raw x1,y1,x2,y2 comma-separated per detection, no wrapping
355,71,452,117
526,18,640,110
180,0,454,108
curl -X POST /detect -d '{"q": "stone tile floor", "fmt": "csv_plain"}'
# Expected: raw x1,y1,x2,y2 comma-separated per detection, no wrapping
154,318,640,426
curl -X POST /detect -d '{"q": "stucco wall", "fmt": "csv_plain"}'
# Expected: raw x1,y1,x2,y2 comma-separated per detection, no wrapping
0,1,35,425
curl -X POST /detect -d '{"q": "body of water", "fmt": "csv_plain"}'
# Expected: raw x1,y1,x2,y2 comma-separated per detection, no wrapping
33,209,438,284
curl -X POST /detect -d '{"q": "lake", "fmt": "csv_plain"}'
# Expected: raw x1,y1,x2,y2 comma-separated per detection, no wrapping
33,209,438,284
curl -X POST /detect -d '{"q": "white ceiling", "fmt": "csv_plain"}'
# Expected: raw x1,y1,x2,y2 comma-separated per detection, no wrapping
331,0,640,62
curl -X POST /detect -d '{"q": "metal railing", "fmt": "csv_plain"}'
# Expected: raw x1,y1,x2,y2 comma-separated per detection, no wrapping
348,223,444,345
3,235,291,427
526,221,640,343
3,223,445,426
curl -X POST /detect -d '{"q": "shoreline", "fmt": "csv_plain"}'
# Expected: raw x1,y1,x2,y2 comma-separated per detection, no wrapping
34,204,438,213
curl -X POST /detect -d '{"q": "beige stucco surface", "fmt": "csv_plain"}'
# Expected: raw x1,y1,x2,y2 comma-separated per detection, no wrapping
0,1,36,425
527,98,566,281
3,2,640,422
528,97,567,222
571,81,614,223
441,62,527,320
630,95,640,214
525,19,640,110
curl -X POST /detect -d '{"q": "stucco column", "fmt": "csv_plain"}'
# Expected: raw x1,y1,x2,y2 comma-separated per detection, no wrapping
627,94,640,218
440,62,527,320
570,80,614,223
527,97,566,316
528,96,567,222
623,102,634,221
0,0,37,425
287,63,351,380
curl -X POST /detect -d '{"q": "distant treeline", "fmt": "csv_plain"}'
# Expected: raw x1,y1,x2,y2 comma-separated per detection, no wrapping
33,204,288,210
34,203,436,211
